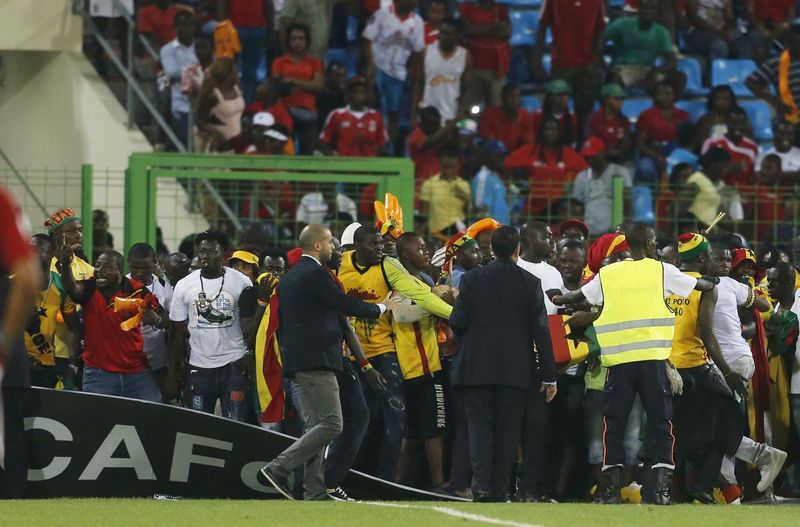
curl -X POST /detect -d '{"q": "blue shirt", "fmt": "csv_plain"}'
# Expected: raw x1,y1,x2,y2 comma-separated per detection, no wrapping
160,39,197,114
471,167,510,225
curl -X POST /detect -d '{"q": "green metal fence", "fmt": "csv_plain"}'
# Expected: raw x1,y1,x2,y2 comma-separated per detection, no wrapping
124,153,415,253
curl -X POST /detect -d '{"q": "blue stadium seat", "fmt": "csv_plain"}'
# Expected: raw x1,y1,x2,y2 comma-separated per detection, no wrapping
327,48,357,78
542,53,551,74
507,49,529,84
509,9,538,47
521,95,541,112
740,100,774,143
621,98,651,122
711,59,757,97
609,0,626,7
676,100,706,121
678,58,707,96
500,0,542,6
346,16,359,44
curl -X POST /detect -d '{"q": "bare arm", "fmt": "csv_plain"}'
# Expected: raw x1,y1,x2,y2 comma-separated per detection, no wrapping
55,247,87,301
699,288,747,398
457,52,474,120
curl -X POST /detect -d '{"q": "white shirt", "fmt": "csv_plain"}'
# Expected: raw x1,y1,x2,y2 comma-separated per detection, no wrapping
420,43,468,121
517,257,564,315
581,260,696,306
572,164,632,235
296,192,357,225
160,39,198,114
756,146,800,172
127,274,171,370
712,276,753,365
787,290,800,394
362,5,425,81
169,268,253,368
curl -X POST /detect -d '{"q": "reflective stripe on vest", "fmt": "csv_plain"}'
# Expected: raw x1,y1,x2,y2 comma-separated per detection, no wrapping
594,259,675,367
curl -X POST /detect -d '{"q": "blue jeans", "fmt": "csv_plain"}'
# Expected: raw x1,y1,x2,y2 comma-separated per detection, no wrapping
186,359,250,422
363,352,406,482
171,110,190,151
325,359,369,488
82,367,161,402
236,25,267,104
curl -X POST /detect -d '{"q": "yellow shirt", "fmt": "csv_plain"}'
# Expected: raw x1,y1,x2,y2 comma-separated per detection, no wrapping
667,271,708,369
24,284,75,367
391,275,442,380
687,171,720,226
419,175,471,233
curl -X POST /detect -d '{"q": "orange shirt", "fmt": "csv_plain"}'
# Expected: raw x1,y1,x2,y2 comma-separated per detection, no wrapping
272,54,324,112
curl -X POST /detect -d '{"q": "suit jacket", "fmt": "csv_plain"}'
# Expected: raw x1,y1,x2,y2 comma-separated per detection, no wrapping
278,256,381,376
449,257,556,390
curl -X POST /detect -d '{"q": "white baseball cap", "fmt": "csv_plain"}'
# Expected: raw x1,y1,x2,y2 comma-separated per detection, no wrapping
341,222,362,246
252,112,275,128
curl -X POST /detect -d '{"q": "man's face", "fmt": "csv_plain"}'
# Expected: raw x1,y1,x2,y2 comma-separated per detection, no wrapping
639,0,657,23
731,260,756,281
643,229,658,259
709,249,732,277
502,87,521,113
402,236,430,271
586,153,605,172
93,211,108,231
727,114,747,141
357,233,384,266
176,16,195,42
420,112,441,135
659,245,679,267
230,260,257,284
529,227,555,257
329,65,347,92
767,268,781,299
55,221,83,252
562,226,585,242
94,254,121,291
263,256,286,278
475,230,494,266
654,84,674,109
428,2,445,24
129,256,155,285
438,23,458,49
775,122,796,152
350,85,368,107
317,229,335,264
382,234,398,258
440,156,460,179
455,245,480,271
164,255,191,285
197,240,224,273
559,247,586,284
541,120,561,145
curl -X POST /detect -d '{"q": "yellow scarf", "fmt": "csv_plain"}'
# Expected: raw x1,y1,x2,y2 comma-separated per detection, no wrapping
779,50,800,124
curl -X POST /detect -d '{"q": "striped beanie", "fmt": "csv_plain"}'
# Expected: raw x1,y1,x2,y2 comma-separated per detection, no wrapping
677,232,709,262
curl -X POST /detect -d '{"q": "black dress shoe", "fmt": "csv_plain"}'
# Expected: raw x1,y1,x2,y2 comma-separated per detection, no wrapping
258,464,294,500
472,490,494,502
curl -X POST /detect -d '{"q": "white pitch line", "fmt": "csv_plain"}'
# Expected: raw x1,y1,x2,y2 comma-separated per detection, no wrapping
358,501,544,527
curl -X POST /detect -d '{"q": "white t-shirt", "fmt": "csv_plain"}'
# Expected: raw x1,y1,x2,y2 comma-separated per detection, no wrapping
169,268,253,368
296,192,357,225
581,260,696,306
787,290,800,394
517,257,564,315
712,276,753,365
756,146,800,172
363,5,425,81
127,274,171,370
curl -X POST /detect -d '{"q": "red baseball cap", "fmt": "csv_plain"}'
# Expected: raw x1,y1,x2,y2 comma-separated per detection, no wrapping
581,136,606,157
559,218,589,239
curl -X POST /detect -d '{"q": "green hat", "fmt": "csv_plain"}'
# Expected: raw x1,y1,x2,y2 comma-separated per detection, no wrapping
601,83,626,99
546,79,571,95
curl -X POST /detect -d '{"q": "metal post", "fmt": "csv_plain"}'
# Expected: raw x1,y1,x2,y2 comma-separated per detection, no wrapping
187,110,195,152
81,165,94,264
611,175,624,229
126,22,134,129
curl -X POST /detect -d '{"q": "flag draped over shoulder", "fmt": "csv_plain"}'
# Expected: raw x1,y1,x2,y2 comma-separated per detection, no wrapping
547,314,599,369
255,273,284,424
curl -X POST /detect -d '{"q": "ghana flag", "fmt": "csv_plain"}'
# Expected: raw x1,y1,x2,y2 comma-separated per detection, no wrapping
254,273,285,424
547,314,600,369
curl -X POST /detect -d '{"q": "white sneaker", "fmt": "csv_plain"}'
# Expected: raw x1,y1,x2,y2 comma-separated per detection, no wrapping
757,447,788,493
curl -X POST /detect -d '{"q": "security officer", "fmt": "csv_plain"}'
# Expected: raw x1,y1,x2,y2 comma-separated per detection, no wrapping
554,222,718,505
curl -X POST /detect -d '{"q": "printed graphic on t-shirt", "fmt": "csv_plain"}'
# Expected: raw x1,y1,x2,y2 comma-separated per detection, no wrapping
194,291,235,327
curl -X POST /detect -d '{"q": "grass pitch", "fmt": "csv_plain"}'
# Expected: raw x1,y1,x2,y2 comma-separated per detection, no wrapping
4,499,798,527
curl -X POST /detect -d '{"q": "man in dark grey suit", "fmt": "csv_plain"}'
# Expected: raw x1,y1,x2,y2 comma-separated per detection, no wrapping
258,224,395,500
449,225,557,502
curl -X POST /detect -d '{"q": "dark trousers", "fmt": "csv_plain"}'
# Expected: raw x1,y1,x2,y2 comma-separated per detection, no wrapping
463,385,527,499
325,360,369,488
363,352,406,482
446,363,471,492
186,359,250,422
1,387,27,498
603,360,674,468
520,380,553,494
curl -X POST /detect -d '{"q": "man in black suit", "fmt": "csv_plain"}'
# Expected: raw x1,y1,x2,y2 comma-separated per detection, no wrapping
258,224,395,501
449,225,557,502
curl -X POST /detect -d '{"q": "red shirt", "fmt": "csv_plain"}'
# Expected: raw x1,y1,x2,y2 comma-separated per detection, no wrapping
478,105,535,151
458,2,511,77
272,54,324,112
320,106,388,157
541,0,606,69
752,0,795,24
407,126,441,189
424,22,439,45
636,106,690,144
0,188,32,275
504,144,588,215
137,5,193,48
584,109,633,154
532,109,579,145
701,135,760,187
80,277,152,374
228,0,267,28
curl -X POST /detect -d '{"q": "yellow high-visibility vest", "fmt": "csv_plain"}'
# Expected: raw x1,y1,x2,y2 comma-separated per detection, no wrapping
594,259,675,367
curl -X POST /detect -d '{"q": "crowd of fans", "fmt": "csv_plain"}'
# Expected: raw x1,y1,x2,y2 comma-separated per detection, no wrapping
85,0,800,251
4,197,800,504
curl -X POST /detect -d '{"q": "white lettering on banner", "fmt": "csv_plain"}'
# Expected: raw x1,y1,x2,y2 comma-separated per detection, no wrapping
240,461,273,493
169,432,233,483
23,417,73,481
79,425,155,480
